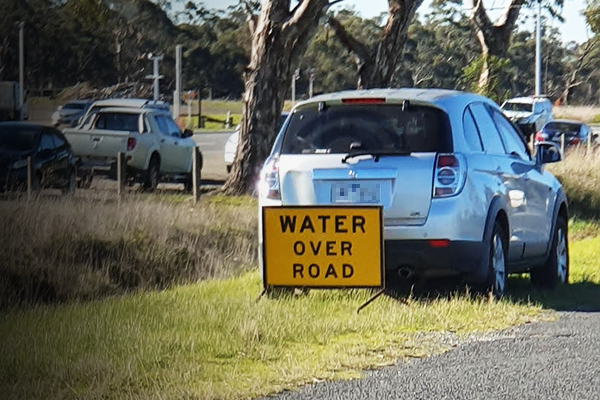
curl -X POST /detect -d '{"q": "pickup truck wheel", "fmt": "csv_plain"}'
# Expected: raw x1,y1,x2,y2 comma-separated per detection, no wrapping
531,216,569,289
142,156,160,192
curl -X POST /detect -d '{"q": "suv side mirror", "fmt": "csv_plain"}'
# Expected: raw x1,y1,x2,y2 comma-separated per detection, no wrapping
182,129,194,138
536,142,562,165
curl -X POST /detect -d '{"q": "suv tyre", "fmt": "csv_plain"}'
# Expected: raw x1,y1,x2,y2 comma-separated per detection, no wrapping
531,216,569,289
479,220,507,298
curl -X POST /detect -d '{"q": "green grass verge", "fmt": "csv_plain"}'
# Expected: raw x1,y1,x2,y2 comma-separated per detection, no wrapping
1,233,599,399
0,274,545,400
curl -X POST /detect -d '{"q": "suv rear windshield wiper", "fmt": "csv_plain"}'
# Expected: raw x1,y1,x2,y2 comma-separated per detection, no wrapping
342,150,411,163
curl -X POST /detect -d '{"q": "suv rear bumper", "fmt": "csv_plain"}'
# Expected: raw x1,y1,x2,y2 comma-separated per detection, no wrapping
384,239,485,279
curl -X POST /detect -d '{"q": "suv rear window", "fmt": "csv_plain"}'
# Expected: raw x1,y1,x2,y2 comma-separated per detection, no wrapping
280,104,451,154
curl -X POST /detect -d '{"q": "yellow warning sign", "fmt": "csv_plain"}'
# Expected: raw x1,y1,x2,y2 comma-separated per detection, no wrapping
262,206,384,288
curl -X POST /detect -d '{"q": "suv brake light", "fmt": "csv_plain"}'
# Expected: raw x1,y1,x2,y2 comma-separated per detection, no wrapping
259,158,281,199
433,154,466,198
341,98,386,104
127,137,137,151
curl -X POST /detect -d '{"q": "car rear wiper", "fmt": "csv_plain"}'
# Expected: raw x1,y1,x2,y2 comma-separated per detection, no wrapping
342,150,411,163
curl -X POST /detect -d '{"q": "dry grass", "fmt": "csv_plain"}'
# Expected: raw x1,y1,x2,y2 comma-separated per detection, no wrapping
0,194,257,308
553,105,600,123
547,147,600,219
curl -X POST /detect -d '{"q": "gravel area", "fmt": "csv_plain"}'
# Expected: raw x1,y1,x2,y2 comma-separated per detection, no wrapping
262,312,600,400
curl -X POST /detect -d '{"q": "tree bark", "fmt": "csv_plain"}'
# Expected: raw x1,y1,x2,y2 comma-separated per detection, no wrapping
329,0,424,89
466,0,525,89
222,0,330,195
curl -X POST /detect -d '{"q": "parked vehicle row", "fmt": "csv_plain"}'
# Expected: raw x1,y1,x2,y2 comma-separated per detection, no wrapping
63,98,200,191
0,98,202,195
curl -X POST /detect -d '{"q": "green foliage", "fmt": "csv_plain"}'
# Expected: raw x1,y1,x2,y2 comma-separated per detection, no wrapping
585,0,600,35
462,55,511,102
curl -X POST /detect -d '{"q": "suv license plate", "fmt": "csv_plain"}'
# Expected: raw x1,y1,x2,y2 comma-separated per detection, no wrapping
331,182,381,204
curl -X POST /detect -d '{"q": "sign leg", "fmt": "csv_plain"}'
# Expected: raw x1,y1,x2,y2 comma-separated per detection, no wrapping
356,289,386,314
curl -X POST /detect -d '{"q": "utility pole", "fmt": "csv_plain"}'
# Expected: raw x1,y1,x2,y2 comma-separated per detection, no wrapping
535,0,542,96
145,53,164,101
308,67,315,98
174,45,182,118
291,68,300,106
19,22,24,111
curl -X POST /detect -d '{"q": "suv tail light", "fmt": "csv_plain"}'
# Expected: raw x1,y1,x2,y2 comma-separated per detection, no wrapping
127,138,137,151
433,154,466,198
259,158,281,199
534,131,547,143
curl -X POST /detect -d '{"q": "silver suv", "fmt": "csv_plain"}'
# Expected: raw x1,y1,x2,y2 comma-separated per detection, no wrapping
258,89,569,296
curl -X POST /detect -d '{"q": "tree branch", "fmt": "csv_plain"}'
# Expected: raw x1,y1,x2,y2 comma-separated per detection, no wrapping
327,16,371,64
495,0,526,29
284,0,329,34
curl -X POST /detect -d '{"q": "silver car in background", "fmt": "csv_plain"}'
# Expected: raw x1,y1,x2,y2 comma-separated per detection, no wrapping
224,112,289,173
52,100,93,127
258,89,569,297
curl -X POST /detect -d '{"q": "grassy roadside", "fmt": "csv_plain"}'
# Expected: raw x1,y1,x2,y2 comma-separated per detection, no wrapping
2,235,599,400
0,273,547,400
0,194,258,308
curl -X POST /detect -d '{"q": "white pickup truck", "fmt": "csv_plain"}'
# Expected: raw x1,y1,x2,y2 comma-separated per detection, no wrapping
64,104,200,191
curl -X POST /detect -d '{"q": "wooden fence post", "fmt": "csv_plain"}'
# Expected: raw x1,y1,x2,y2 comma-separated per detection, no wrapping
117,152,125,197
561,134,565,157
192,147,201,204
588,131,592,156
27,156,32,201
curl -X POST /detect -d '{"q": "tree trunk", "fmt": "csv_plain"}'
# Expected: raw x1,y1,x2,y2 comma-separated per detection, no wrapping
329,0,424,90
222,0,329,195
466,0,525,89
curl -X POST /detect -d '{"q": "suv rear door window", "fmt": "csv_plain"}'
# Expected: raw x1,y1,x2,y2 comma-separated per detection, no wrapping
491,110,531,161
469,103,506,155
280,104,451,154
463,108,484,152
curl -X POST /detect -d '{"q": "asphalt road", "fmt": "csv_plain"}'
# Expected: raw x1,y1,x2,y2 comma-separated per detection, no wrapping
193,131,232,182
263,312,600,400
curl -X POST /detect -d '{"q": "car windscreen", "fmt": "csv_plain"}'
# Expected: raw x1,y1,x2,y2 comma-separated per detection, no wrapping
543,122,580,137
94,112,139,131
279,104,451,155
0,126,39,152
502,102,532,112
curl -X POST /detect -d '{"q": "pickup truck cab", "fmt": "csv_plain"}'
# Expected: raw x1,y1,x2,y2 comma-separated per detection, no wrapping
64,107,199,191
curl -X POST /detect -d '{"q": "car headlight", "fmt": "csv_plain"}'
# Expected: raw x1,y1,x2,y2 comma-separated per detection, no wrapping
9,159,28,170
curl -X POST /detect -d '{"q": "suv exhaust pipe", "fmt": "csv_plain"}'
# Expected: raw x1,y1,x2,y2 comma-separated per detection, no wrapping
397,267,413,279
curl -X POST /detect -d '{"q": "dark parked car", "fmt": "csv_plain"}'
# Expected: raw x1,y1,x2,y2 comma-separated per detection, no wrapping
0,122,76,193
535,120,598,149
